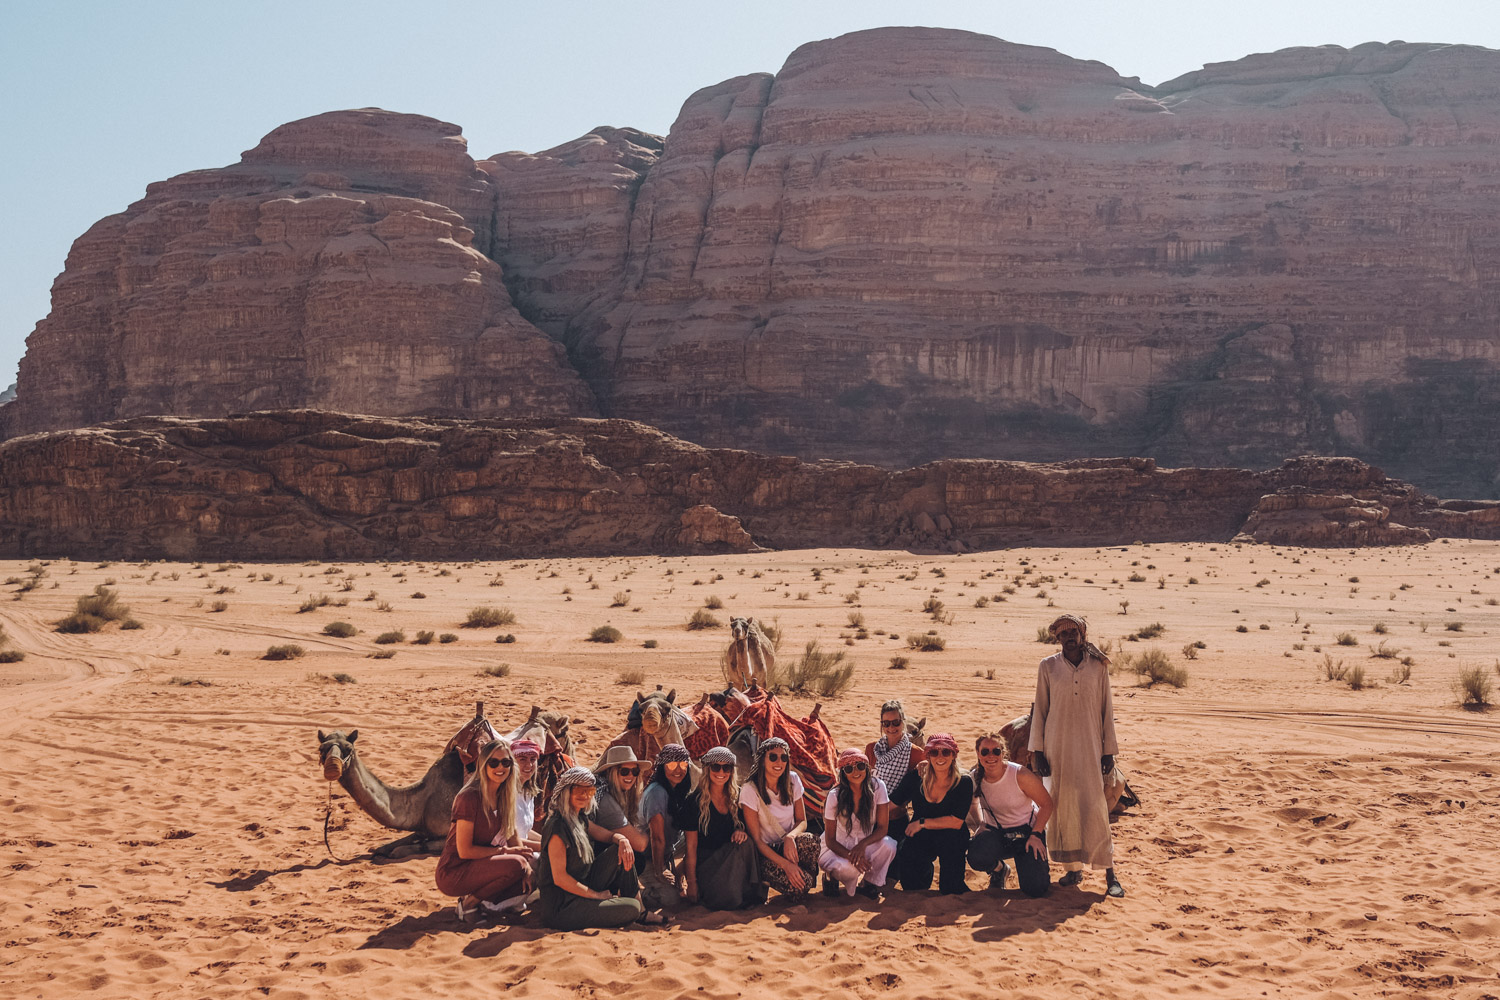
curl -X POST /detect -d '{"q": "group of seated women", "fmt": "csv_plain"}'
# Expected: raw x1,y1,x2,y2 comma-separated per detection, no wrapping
434,699,1054,929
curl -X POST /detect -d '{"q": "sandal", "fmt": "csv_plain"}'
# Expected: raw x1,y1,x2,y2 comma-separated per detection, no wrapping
1058,871,1083,887
455,895,477,922
1107,879,1126,898
638,908,669,926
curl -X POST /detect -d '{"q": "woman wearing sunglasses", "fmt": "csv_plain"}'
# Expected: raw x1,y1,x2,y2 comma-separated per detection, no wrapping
675,746,755,910
865,699,924,845
590,745,650,851
967,732,1053,897
536,766,666,929
435,739,535,921
890,733,973,894
639,744,692,907
819,748,896,898
741,737,820,898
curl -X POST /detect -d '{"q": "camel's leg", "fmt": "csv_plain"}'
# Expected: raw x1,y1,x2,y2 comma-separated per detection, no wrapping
371,831,437,858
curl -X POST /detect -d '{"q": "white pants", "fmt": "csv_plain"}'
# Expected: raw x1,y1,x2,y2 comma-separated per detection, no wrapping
818,837,897,895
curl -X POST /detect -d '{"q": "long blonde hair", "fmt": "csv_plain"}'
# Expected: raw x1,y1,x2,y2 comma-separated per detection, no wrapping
602,765,642,823
918,751,959,802
464,739,517,844
700,771,743,836
554,781,595,865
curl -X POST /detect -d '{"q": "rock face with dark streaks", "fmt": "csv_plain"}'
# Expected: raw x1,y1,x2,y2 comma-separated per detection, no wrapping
0,411,1494,561
9,30,1500,497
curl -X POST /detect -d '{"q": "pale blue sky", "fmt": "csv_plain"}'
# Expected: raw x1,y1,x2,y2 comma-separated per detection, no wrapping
3,0,1496,389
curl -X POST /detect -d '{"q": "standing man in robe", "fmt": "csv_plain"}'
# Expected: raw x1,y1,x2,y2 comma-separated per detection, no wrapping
1028,613,1124,898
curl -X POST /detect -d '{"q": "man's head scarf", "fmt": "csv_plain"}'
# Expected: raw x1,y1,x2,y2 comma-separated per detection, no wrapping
1048,613,1111,665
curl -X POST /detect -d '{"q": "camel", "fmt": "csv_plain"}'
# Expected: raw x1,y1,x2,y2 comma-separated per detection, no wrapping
999,711,1139,815
723,616,775,690
315,704,573,858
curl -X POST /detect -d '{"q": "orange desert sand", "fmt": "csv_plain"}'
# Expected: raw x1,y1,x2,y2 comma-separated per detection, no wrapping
1,542,1497,999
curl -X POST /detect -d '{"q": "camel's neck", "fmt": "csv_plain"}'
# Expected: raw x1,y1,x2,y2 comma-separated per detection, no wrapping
339,751,421,830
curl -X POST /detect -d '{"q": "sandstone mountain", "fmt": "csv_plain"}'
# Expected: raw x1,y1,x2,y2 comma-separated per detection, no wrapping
1,411,1494,560
7,29,1500,496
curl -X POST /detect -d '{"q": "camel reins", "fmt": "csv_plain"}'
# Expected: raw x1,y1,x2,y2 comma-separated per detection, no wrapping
321,745,348,861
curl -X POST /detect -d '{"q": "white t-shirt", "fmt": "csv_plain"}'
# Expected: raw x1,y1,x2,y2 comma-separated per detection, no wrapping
515,790,536,842
821,777,890,850
740,771,806,844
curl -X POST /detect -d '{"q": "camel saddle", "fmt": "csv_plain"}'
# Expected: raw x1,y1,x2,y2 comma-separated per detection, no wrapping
445,702,501,772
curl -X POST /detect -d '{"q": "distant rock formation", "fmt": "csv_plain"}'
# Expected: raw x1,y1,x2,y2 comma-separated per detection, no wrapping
9,30,1500,497
0,410,1493,560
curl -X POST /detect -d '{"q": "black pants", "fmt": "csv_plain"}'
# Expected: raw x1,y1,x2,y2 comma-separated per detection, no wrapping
897,826,970,893
967,828,1050,898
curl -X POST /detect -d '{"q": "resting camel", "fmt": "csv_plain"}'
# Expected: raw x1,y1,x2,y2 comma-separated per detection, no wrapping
723,616,775,690
315,704,572,857
1000,711,1139,815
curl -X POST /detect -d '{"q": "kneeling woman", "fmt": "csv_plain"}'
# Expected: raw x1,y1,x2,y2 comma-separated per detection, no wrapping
741,737,820,898
967,732,1053,897
435,739,535,920
535,766,664,929
820,748,897,898
890,733,973,894
676,747,755,909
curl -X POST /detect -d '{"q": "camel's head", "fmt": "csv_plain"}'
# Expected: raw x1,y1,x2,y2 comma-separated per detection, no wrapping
317,729,358,781
729,616,751,641
907,717,927,746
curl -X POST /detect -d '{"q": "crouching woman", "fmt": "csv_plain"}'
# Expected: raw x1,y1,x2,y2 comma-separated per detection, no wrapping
676,746,756,909
819,748,896,898
535,766,664,929
435,739,534,921
967,732,1052,897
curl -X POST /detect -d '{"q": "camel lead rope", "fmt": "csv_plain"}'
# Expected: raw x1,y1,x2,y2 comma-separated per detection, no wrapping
324,782,345,861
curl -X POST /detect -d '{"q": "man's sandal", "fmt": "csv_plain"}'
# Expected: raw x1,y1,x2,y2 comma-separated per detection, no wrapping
1107,879,1126,898
1058,871,1083,887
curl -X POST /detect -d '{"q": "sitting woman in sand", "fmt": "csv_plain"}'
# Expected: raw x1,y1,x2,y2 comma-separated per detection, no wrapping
509,738,544,853
591,746,649,854
676,746,755,910
638,744,692,907
966,731,1053,897
890,733,973,894
818,747,896,899
434,738,535,921
535,766,665,929
740,737,820,898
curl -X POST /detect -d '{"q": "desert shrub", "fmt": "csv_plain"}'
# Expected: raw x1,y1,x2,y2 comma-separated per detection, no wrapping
168,676,212,687
1132,648,1187,688
1346,664,1368,690
1369,640,1401,659
771,640,855,697
1132,622,1165,640
704,595,724,610
906,632,947,652
331,672,359,682
847,611,866,629
615,666,646,685
1453,664,1492,707
1235,624,1248,633
263,644,305,660
1127,572,1147,583
1387,662,1413,685
413,630,435,645
1372,622,1388,634
1321,654,1348,682
643,639,659,649
120,618,144,630
478,663,512,678
209,601,228,613
1180,643,1198,660
1445,621,1464,632
76,585,130,622
369,650,396,660
496,633,516,644
589,625,623,643
373,630,405,645
439,633,458,643
322,621,358,638
610,592,630,608
0,649,25,663
889,655,910,670
464,606,516,628
56,612,106,634
1335,632,1358,646
687,609,722,630
1035,626,1059,644
298,594,332,613
410,591,427,600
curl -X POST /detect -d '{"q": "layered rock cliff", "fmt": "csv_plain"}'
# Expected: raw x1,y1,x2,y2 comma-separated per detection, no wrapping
1,410,1494,560
9,30,1500,497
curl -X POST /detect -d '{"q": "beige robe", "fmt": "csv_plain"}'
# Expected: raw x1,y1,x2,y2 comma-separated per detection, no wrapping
1028,651,1119,870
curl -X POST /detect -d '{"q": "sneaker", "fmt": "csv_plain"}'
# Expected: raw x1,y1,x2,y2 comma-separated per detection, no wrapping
988,863,1009,890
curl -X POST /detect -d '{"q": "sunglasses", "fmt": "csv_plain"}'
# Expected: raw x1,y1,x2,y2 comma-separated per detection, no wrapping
879,719,904,728
616,766,641,777
978,747,1005,757
841,762,868,775
764,752,788,763
485,758,514,770
707,763,735,773
928,748,955,758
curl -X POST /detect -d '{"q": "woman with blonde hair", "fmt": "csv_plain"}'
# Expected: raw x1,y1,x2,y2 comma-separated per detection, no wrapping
819,748,896,899
535,766,666,929
675,746,755,910
967,732,1052,897
434,738,534,920
741,737,819,897
889,733,973,894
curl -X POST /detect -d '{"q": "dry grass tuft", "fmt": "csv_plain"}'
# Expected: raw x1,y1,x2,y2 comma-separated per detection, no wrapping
770,640,855,697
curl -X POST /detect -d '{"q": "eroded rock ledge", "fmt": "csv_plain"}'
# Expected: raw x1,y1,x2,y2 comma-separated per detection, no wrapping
1,411,1494,560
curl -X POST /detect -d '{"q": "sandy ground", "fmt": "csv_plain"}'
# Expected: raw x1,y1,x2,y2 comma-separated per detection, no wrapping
0,541,1497,999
